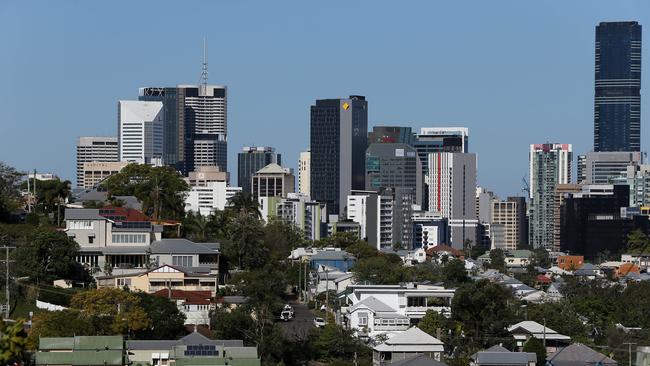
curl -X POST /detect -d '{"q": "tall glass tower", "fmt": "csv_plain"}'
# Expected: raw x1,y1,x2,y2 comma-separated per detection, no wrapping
594,21,642,152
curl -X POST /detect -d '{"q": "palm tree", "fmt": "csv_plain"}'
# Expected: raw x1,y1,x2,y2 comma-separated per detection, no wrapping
185,212,209,242
227,192,261,218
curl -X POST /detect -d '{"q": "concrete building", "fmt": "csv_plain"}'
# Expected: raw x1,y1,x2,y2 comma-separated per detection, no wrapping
118,101,164,165
186,166,229,187
76,136,119,188
612,164,650,206
81,161,128,189
251,163,294,199
347,190,391,249
259,193,327,241
185,181,242,216
582,151,642,184
476,187,497,224
310,96,368,215
368,126,414,145
238,146,281,194
298,150,311,196
139,85,227,174
411,211,448,248
428,152,478,249
491,197,527,251
366,143,423,208
529,143,572,250
554,184,583,250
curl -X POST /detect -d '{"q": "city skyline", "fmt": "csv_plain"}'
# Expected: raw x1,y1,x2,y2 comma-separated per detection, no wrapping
1,1,649,198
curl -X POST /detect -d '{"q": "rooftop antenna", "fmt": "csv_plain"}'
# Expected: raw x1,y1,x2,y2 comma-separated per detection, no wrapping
200,37,208,94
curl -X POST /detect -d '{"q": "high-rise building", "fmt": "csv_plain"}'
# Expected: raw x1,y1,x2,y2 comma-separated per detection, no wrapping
582,151,642,184
491,197,527,251
366,143,423,206
251,164,295,199
259,193,327,241
82,161,128,189
411,211,448,248
554,184,583,250
428,152,477,249
577,155,587,184
139,84,227,174
310,95,368,215
476,187,497,224
368,126,413,144
238,147,281,194
529,143,572,250
413,127,468,209
76,137,119,188
612,164,650,207
184,181,242,216
347,190,393,249
298,150,311,196
594,21,642,152
185,166,229,187
117,101,164,165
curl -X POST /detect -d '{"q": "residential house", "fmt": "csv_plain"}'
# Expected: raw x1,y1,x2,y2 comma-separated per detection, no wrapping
508,321,571,354
469,345,536,366
599,261,640,278
388,354,448,366
546,343,617,366
150,239,220,275
315,265,349,294
35,336,126,366
153,289,214,325
504,250,533,268
546,282,564,302
557,255,584,271
573,263,604,280
96,264,218,296
621,253,650,271
127,332,259,366
372,327,445,365
344,283,455,338
310,249,356,272
534,275,552,290
425,245,465,262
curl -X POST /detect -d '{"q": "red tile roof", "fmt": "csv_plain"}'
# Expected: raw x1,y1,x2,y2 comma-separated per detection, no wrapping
99,206,151,222
426,245,465,258
536,275,552,284
153,289,213,305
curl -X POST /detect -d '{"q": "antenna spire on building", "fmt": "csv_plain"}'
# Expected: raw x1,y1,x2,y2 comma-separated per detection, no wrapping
201,37,209,93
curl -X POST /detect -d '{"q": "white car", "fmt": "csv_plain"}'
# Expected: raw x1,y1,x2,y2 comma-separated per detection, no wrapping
313,317,326,328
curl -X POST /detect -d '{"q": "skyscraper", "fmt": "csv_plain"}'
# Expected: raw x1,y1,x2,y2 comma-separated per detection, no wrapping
491,197,527,251
238,146,281,194
428,152,478,249
310,96,368,215
138,84,227,175
367,126,413,144
366,143,423,205
298,150,311,196
582,151,642,184
117,101,164,165
76,136,119,188
529,143,572,250
594,21,642,152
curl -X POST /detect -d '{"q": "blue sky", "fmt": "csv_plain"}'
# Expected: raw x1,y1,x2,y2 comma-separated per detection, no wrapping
1,1,648,198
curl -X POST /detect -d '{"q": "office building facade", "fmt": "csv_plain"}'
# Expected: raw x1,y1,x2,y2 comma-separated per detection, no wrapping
310,96,368,215
428,152,478,249
582,151,642,184
529,143,572,250
251,164,295,199
238,146,281,194
298,150,311,196
76,136,119,188
117,101,164,165
368,126,414,144
81,161,128,189
138,87,180,167
491,197,527,251
594,21,642,152
366,143,423,207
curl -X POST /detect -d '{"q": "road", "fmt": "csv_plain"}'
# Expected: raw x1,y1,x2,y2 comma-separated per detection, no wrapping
279,301,316,340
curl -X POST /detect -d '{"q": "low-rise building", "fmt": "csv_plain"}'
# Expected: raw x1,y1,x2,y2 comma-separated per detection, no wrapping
310,248,356,272
508,320,571,354
153,289,214,325
557,255,584,271
546,343,617,366
372,327,445,365
470,345,536,366
35,336,126,366
185,181,242,216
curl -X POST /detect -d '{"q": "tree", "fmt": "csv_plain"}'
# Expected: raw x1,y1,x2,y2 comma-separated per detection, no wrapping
345,241,378,260
441,259,469,287
489,248,506,272
530,247,551,268
103,164,189,220
470,245,487,260
12,227,82,282
0,162,24,222
22,177,71,222
210,307,256,344
314,232,360,249
69,288,151,335
522,337,546,364
263,218,305,260
310,324,365,362
27,310,94,348
221,213,268,270
626,229,649,254
524,302,587,341
227,192,261,218
0,318,27,364
352,255,406,285
183,211,210,242
418,310,452,341
131,292,186,340
451,280,516,351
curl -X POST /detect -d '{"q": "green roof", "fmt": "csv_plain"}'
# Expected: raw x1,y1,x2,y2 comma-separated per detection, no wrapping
174,357,260,366
224,347,258,358
508,249,533,258
35,350,124,365
39,335,124,351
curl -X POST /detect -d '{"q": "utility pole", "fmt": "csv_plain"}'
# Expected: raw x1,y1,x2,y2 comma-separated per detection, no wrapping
623,342,635,366
298,260,302,302
543,317,547,350
325,267,329,316
0,246,15,319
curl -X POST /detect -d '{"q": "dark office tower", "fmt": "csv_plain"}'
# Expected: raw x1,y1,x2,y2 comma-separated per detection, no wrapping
366,143,423,206
139,87,179,167
368,126,413,144
139,85,227,175
238,146,281,194
310,95,368,216
594,21,642,152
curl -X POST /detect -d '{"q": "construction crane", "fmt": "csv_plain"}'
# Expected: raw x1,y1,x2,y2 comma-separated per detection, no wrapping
521,177,530,196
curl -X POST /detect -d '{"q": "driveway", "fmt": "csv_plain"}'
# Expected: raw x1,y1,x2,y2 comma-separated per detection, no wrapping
278,301,315,340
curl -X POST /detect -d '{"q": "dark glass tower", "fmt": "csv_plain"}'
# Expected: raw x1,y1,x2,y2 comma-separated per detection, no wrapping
310,96,368,216
237,146,281,194
594,21,642,152
139,87,179,167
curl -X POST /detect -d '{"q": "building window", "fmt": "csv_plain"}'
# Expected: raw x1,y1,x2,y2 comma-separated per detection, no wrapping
173,256,193,267
116,278,132,287
358,312,368,326
88,236,94,244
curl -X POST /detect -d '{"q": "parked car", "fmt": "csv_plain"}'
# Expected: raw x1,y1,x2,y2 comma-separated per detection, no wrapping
281,310,293,321
313,317,326,328
283,304,294,315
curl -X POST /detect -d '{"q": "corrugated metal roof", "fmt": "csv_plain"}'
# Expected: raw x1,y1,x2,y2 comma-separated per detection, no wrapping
151,239,220,255
36,350,123,365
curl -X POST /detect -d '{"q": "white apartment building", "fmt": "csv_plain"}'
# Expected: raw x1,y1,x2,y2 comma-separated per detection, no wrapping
185,181,242,216
118,101,164,165
259,193,327,241
347,191,393,249
298,150,310,196
76,136,119,188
